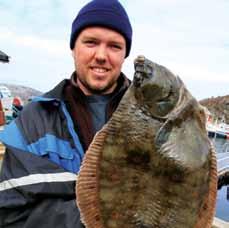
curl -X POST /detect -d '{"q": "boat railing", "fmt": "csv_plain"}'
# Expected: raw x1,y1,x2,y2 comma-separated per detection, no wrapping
222,143,229,153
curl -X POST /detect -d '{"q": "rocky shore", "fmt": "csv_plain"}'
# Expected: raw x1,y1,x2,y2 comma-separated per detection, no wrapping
200,95,229,124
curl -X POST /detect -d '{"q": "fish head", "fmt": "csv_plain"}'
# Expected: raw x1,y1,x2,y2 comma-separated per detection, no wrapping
133,55,181,118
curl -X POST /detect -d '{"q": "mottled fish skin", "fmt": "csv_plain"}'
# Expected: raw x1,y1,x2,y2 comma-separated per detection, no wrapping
76,56,217,228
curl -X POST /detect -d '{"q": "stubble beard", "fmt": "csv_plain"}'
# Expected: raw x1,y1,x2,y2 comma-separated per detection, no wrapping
77,76,118,95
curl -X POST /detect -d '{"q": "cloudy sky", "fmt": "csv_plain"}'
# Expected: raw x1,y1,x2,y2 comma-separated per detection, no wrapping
0,0,228,100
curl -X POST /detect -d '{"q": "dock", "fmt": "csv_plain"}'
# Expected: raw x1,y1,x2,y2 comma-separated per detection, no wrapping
217,152,229,192
214,152,229,227
213,217,229,228
217,152,229,175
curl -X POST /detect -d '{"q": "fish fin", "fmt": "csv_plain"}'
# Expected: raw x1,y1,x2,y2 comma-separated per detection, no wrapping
194,144,217,228
155,86,217,226
155,97,210,170
76,126,109,228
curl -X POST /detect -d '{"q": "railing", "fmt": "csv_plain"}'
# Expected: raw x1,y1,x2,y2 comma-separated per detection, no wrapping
222,143,229,153
217,152,229,175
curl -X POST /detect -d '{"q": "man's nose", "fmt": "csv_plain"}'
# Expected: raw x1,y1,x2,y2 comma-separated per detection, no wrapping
95,45,107,63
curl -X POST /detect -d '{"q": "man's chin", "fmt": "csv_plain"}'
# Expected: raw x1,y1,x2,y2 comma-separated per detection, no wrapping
77,77,117,95
88,86,110,95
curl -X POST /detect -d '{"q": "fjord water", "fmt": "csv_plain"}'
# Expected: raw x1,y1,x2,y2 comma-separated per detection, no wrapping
211,138,229,222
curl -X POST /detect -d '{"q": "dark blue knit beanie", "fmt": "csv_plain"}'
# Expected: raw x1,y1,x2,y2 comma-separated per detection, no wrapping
70,0,132,58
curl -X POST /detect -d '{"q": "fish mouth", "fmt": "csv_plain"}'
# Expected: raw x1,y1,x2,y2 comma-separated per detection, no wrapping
133,72,143,87
133,56,181,118
133,55,153,87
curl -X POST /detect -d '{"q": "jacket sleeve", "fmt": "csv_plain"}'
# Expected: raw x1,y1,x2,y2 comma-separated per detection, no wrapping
0,118,85,228
0,145,84,228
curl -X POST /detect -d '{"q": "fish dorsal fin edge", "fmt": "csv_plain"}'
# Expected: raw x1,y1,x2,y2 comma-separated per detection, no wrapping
76,126,109,228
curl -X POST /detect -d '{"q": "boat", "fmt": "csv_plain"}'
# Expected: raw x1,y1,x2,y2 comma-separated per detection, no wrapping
0,85,12,98
206,122,229,139
206,111,229,140
215,123,229,139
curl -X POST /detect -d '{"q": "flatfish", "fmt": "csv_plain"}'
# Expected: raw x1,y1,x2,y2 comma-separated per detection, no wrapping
76,56,217,228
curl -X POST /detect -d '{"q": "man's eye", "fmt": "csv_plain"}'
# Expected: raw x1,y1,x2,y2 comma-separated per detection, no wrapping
84,40,97,45
110,44,122,50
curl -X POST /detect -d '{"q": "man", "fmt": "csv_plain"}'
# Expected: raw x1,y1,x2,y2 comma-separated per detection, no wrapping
0,0,132,227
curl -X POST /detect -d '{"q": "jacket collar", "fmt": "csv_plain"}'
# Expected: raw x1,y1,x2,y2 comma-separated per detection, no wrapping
70,71,131,97
36,71,131,103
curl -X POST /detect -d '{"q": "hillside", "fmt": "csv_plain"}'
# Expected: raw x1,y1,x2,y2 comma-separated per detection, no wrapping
200,95,229,124
0,83,42,104
1,83,228,123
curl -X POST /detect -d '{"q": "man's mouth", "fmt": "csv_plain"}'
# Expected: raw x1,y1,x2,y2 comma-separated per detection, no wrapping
90,67,109,73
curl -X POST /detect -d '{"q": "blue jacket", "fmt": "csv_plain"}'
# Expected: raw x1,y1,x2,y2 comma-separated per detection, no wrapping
0,74,130,227
0,79,85,227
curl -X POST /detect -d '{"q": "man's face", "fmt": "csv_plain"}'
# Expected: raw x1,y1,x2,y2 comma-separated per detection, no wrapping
72,26,126,95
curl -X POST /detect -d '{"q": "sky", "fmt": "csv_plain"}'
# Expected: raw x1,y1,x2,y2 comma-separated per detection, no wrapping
0,0,228,100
